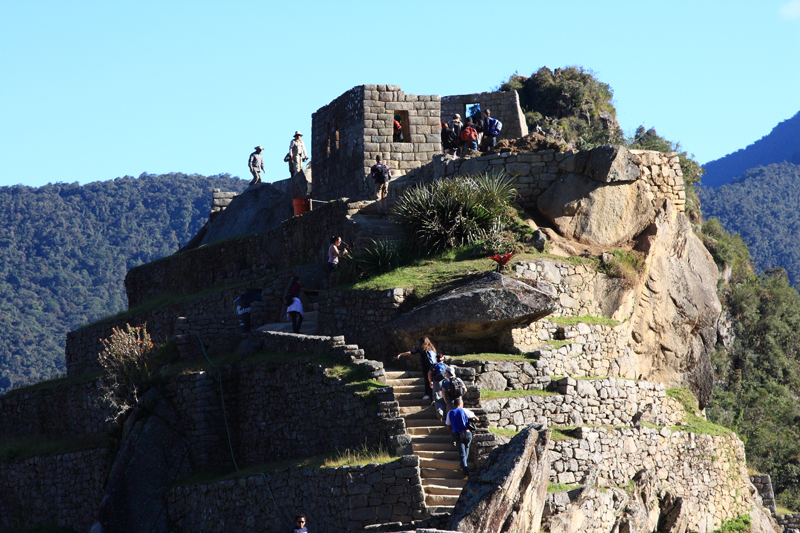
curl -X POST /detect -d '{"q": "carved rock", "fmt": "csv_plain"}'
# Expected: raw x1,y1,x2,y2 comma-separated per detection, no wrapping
386,272,556,349
449,424,550,533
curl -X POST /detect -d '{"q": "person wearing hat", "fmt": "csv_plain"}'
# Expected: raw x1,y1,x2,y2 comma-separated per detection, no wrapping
288,131,308,176
248,146,264,186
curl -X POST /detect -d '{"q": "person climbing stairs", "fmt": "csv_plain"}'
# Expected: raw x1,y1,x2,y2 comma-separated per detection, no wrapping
385,369,475,514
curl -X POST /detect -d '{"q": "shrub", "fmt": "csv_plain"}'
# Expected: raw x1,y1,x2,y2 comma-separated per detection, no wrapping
340,238,411,282
392,171,517,253
98,324,156,422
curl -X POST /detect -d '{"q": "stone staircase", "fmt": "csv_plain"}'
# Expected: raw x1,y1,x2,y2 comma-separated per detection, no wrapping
346,198,403,250
385,370,474,514
255,302,319,335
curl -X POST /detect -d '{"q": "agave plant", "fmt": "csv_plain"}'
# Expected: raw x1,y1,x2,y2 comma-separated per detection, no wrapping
392,171,517,253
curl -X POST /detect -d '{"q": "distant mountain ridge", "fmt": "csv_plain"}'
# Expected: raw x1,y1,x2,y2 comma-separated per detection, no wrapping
0,173,248,395
702,111,800,188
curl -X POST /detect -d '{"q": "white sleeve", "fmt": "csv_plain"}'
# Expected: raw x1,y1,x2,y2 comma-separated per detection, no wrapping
464,408,476,419
445,411,452,427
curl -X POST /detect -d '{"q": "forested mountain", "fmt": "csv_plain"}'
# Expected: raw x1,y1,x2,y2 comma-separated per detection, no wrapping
698,162,800,285
702,111,800,188
0,173,248,395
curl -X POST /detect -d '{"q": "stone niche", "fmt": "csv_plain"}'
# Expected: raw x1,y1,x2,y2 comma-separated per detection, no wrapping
441,89,529,142
311,84,442,202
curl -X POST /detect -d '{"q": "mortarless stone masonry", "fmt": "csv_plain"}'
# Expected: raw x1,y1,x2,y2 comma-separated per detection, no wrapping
312,85,443,202
167,455,428,532
441,90,528,141
0,448,110,532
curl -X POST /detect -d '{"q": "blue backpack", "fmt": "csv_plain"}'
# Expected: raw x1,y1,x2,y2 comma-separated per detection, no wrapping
487,117,503,136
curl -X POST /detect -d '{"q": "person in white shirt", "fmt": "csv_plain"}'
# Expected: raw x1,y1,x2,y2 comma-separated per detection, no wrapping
288,131,308,176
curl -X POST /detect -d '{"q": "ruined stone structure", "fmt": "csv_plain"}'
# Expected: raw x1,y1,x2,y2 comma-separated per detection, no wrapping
311,85,442,202
441,89,528,141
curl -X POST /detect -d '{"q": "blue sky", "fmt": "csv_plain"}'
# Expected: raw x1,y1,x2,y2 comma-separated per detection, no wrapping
1,0,799,188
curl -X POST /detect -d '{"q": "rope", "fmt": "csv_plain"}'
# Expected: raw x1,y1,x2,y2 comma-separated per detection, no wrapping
196,335,293,531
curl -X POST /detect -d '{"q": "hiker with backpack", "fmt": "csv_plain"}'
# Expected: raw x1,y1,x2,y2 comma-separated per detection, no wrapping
448,114,464,155
445,396,477,479
369,155,392,218
429,354,449,421
441,366,467,420
461,119,479,154
481,109,503,151
441,121,458,155
395,336,438,400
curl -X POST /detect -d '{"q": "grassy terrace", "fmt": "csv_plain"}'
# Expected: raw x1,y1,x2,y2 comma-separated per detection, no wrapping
173,444,395,487
481,389,556,400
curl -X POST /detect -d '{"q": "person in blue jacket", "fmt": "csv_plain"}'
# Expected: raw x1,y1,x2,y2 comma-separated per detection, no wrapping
446,397,476,479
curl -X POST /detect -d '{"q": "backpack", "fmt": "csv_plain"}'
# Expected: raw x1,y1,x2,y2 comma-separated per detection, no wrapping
373,164,390,184
431,363,446,381
461,126,478,142
284,293,294,306
487,118,503,136
446,377,466,399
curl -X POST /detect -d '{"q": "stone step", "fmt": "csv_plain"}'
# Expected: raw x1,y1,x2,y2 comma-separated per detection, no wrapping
399,406,430,416
427,505,456,515
405,417,444,428
390,385,425,395
407,425,450,437
394,391,426,402
412,442,456,453
385,370,423,380
255,321,318,335
416,450,461,462
386,378,423,387
419,457,471,471
425,494,459,507
397,398,432,407
420,468,465,480
422,478,466,490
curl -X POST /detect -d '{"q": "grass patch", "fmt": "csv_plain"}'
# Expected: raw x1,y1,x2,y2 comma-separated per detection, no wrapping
537,340,582,351
711,514,750,533
489,427,520,438
0,434,109,463
551,427,578,441
322,444,394,468
548,482,582,493
174,447,399,487
776,504,795,515
667,387,732,436
481,389,556,399
448,353,535,363
598,249,645,288
548,315,619,327
2,369,106,399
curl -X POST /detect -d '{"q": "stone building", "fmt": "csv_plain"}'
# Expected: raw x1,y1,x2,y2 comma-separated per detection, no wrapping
311,84,529,202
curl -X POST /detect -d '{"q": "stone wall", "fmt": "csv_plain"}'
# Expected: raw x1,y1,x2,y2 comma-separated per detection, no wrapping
750,473,777,514
0,378,112,439
441,89,528,141
0,447,110,532
776,513,800,530
124,199,355,309
390,149,686,215
167,455,427,533
480,378,683,431
312,85,441,203
210,188,237,215
317,288,414,361
548,427,750,532
161,350,402,468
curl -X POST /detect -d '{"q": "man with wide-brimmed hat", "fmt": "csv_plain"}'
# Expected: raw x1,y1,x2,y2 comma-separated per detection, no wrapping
248,145,264,186
288,131,308,176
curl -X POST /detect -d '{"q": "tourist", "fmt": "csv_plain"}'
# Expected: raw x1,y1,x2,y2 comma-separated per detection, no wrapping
292,514,308,533
441,365,466,420
481,109,502,151
461,119,479,153
248,145,264,186
394,336,438,400
327,236,348,275
448,113,464,155
445,397,476,479
288,131,308,176
369,155,391,218
441,121,458,155
429,354,448,421
393,114,403,142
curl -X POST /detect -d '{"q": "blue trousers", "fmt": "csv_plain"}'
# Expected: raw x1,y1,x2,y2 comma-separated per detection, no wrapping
455,430,472,476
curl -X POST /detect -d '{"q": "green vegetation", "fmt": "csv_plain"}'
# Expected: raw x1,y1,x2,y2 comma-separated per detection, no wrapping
597,249,646,289
711,514,750,533
0,433,109,463
551,428,578,441
481,389,556,400
548,315,619,327
539,340,583,351
667,388,731,437
547,482,582,493
174,448,399,487
699,162,800,286
500,66,621,150
0,172,248,396
449,353,534,363
489,427,519,438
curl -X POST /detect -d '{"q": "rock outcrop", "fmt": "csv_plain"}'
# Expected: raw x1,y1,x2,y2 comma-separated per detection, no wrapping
386,272,556,350
199,182,293,246
448,424,550,533
91,389,192,533
629,200,720,409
